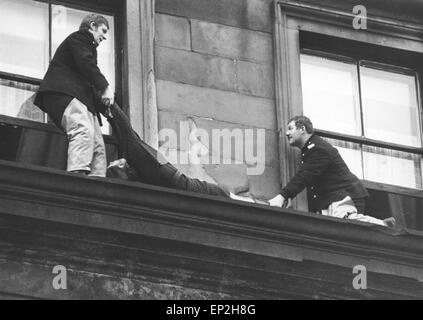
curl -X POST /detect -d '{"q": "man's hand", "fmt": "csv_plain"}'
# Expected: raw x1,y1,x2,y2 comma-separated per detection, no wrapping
285,198,293,208
269,194,285,207
101,85,114,107
268,194,291,208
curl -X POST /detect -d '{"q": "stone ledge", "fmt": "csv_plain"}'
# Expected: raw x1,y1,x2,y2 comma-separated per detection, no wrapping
1,160,423,279
1,160,423,298
1,209,423,299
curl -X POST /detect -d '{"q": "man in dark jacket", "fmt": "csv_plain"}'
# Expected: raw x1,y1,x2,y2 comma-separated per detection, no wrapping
269,116,395,227
34,13,114,177
106,102,264,204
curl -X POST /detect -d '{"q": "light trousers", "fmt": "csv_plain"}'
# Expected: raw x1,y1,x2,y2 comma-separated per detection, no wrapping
321,196,386,226
61,98,107,177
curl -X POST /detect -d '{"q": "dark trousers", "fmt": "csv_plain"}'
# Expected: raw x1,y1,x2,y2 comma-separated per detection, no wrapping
108,104,229,198
352,197,366,215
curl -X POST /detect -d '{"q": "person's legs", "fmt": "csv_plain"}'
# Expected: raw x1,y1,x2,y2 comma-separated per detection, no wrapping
322,196,388,226
347,212,388,226
352,197,366,214
109,103,176,185
89,114,107,177
321,196,356,218
61,98,94,174
170,170,229,198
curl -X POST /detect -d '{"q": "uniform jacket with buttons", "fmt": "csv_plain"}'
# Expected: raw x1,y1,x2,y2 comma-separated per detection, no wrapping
34,29,109,115
280,134,369,212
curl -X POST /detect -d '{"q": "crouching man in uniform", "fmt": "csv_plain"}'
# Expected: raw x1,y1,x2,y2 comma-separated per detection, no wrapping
269,115,395,227
34,13,114,177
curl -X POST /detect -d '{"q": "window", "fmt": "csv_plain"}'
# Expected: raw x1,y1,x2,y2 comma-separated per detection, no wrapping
0,0,116,134
300,51,423,190
274,0,423,228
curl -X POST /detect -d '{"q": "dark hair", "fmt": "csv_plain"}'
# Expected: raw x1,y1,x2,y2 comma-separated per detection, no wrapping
288,115,314,133
79,13,109,31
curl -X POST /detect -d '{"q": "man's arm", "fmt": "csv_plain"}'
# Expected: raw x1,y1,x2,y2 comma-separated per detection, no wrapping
268,194,292,207
280,147,332,200
269,148,330,207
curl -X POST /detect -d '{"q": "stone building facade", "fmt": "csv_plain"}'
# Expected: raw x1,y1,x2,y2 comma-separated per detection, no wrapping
0,0,422,299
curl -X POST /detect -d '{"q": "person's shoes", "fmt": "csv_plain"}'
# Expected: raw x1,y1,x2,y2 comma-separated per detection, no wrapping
383,217,396,228
70,170,89,176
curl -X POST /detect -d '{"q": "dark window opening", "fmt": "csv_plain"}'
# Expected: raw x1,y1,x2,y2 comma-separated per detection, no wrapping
299,31,423,230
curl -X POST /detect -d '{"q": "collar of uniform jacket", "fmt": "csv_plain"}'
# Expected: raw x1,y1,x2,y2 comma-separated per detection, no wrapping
301,134,316,153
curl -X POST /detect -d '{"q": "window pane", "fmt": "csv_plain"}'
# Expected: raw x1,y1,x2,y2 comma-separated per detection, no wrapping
0,0,49,78
321,137,423,189
300,54,361,135
0,79,43,122
360,66,422,147
322,137,363,179
363,146,422,189
51,4,115,134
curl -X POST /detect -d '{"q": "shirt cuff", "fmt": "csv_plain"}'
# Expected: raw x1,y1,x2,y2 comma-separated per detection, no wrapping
280,189,290,199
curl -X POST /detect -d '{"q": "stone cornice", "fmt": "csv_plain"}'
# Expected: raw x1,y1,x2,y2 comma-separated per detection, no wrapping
275,0,423,40
0,160,423,283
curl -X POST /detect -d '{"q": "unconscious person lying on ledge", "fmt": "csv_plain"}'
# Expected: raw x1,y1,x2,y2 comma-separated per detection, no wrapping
104,102,265,204
104,103,395,227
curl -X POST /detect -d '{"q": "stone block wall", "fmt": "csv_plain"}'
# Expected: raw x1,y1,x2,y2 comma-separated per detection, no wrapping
154,0,279,199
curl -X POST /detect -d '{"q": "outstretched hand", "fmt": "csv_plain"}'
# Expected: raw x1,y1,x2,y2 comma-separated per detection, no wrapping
268,194,292,208
101,85,115,107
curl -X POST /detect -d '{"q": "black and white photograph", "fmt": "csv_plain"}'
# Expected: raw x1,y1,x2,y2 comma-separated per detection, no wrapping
0,0,422,304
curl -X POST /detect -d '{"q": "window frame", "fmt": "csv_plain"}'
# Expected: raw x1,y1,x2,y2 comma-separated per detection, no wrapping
300,49,423,152
0,0,122,136
0,0,158,160
273,0,423,211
